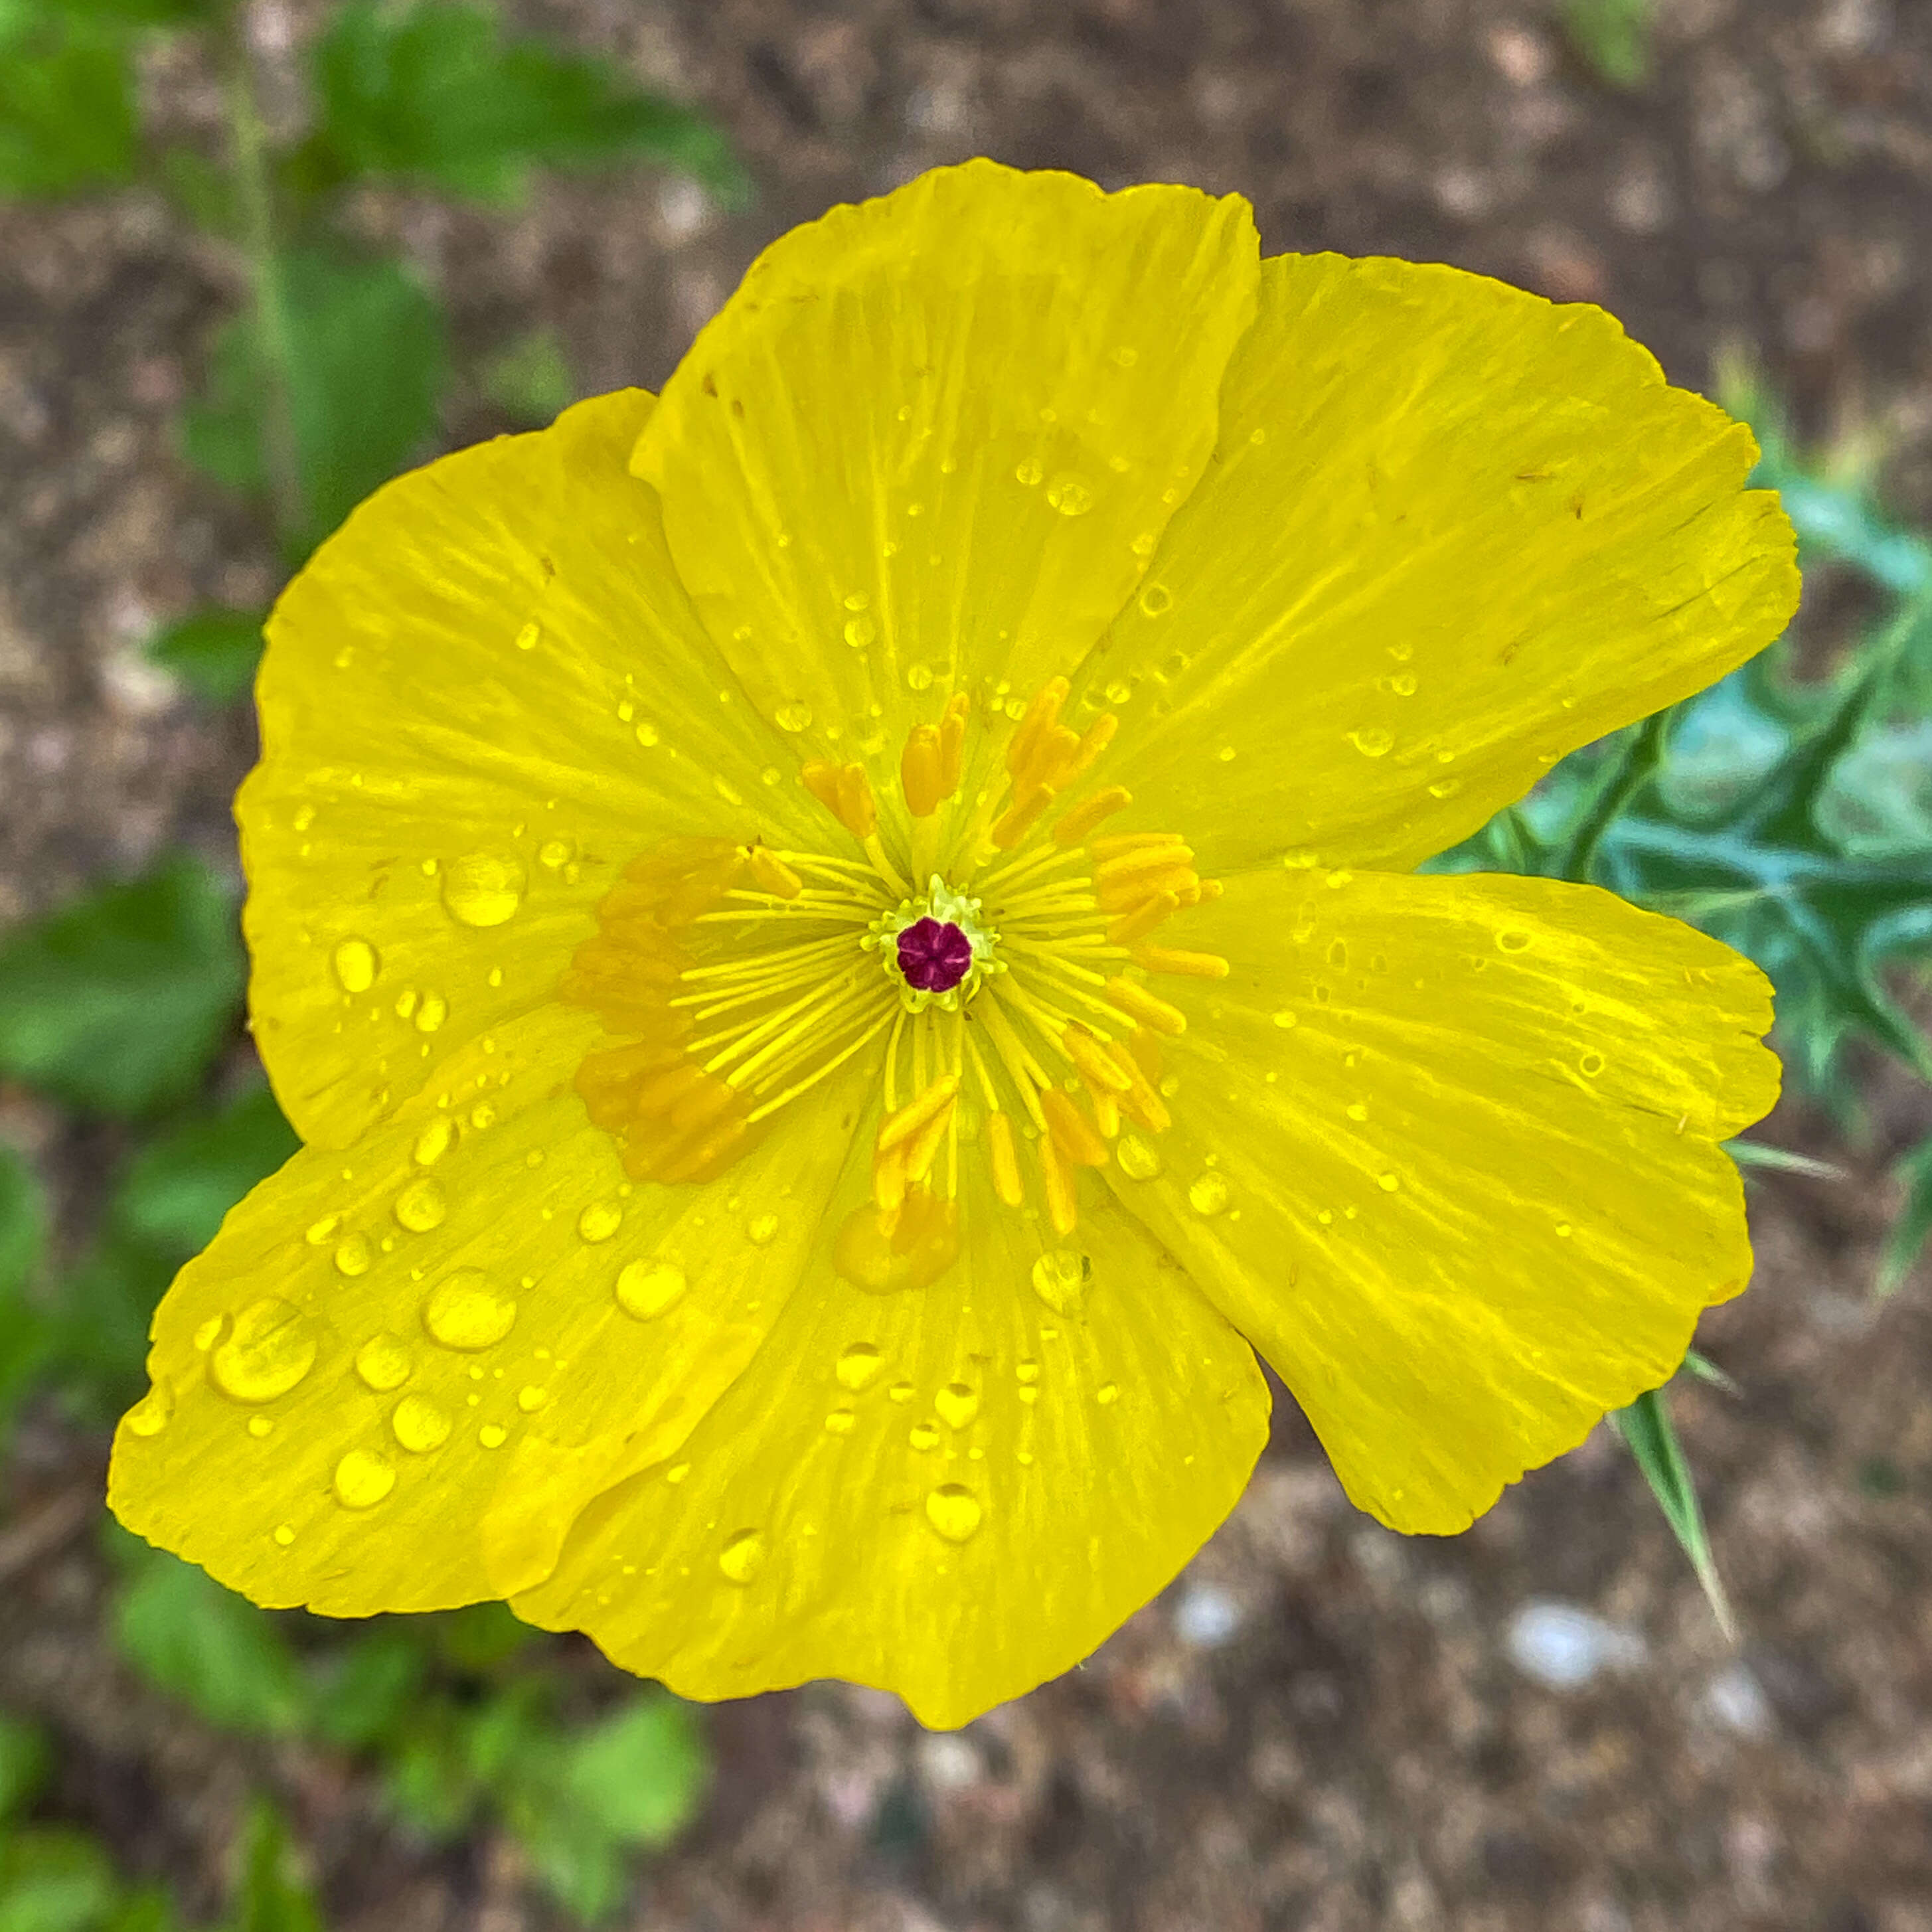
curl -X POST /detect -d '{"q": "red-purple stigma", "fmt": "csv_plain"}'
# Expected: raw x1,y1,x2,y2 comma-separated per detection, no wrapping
897,918,973,993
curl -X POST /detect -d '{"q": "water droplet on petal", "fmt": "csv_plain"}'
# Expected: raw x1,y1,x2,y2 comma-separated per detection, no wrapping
193,1315,224,1352
333,938,378,993
537,838,574,869
718,1528,765,1584
906,662,933,692
1188,1172,1230,1217
925,1484,983,1543
517,1385,548,1412
1497,929,1533,953
1096,1382,1119,1406
935,1382,980,1430
887,1380,915,1404
334,1449,396,1509
824,1408,857,1435
393,1176,447,1232
909,1420,941,1451
515,621,540,651
478,1423,507,1449
422,1269,517,1350
210,1298,317,1403
775,702,812,732
442,851,526,927
1030,1249,1088,1317
1378,1172,1401,1192
414,993,447,1034
305,1216,340,1246
412,1118,454,1167
1348,727,1394,758
835,1342,883,1392
248,1415,273,1438
1271,1009,1298,1030
843,615,876,649
615,1259,686,1320
1046,473,1093,517
1016,1358,1040,1385
391,1394,451,1453
123,1384,173,1437
1115,1134,1163,1180
355,1334,413,1391
1014,457,1043,487
578,1201,622,1243
746,1213,779,1246
334,1235,372,1277
1579,1051,1605,1076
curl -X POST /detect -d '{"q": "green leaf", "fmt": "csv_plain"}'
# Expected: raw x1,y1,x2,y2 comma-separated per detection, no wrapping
1559,0,1652,88
1723,1139,1846,1180
299,0,748,206
0,1147,50,1428
1877,1135,1932,1299
0,1827,120,1932
0,857,244,1117
477,327,574,426
220,1800,321,1932
183,248,446,553
1611,1385,1734,1640
116,1084,297,1253
0,16,138,199
562,1694,708,1850
146,609,266,706
113,1551,307,1737
52,1231,171,1404
305,1625,428,1752
104,1887,183,1932
0,1713,49,1824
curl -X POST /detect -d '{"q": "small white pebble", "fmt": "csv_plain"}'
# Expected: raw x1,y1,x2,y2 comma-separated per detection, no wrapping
1504,1599,1647,1689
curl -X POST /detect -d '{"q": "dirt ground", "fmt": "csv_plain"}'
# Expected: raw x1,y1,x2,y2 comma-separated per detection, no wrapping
3,1,1932,1928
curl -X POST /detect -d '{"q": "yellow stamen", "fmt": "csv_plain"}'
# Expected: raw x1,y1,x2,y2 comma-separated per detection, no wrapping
1104,977,1187,1036
876,1070,961,1154
1039,1133,1080,1237
1094,862,1199,914
1042,1087,1109,1168
938,692,970,795
801,760,879,841
900,724,944,819
1105,892,1180,946
1062,1024,1134,1093
1052,785,1133,846
991,784,1054,850
1006,679,1068,781
743,847,803,899
986,1110,1025,1207
1132,945,1230,980
1091,831,1186,861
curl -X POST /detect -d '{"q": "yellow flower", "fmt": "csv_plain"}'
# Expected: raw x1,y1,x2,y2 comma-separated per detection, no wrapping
110,161,1796,1728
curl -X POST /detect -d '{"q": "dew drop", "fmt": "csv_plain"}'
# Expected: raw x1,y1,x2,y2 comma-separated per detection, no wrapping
478,1423,508,1449
391,1394,451,1453
1496,929,1533,953
355,1333,413,1392
835,1342,883,1392
1105,679,1134,704
515,620,540,651
1271,1009,1298,1030
422,1269,517,1350
1427,777,1463,799
414,993,447,1035
305,1215,340,1246
578,1201,622,1243
1579,1051,1605,1076
1188,1172,1231,1217
293,804,316,833
1030,1249,1088,1316
210,1298,317,1404
935,1382,980,1430
718,1528,765,1585
824,1408,857,1435
746,1213,779,1246
1348,727,1394,758
1390,673,1417,696
1378,1172,1401,1192
665,1462,690,1484
394,990,418,1021
333,938,378,993
470,1102,497,1129
517,1385,548,1412
909,1420,941,1452
635,721,661,748
887,1380,915,1404
334,1449,396,1509
1095,1383,1120,1406
906,661,933,692
774,702,812,732
441,852,526,927
1112,345,1139,367
123,1384,173,1437
1016,1359,1040,1385
538,838,574,870
1346,1101,1369,1123
273,1523,296,1546
1556,1222,1574,1239
843,615,876,649
615,1258,686,1320
1046,474,1093,517
248,1415,272,1438
1014,457,1043,487
393,1176,447,1232
1115,1134,1163,1181
194,1315,224,1352
925,1484,984,1544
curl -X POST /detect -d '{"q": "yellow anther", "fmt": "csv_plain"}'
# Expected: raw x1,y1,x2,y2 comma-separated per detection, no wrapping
1088,1087,1121,1139
1105,1040,1171,1134
900,724,945,819
876,1071,961,1155
1104,977,1187,1036
1052,785,1133,846
1053,712,1117,788
1006,679,1068,780
1039,1133,1080,1238
1132,944,1230,980
1018,723,1081,795
1091,831,1188,862
1093,843,1196,890
1105,891,1180,946
801,760,878,841
939,692,970,795
1042,1088,1109,1168
991,784,1055,851
1062,1025,1135,1093
1095,862,1198,914
744,847,803,899
986,1109,1025,1208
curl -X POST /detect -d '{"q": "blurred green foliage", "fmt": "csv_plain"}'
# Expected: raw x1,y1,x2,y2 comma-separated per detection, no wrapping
1560,0,1654,89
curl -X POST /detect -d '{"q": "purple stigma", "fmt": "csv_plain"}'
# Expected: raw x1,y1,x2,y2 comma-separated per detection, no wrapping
897,917,974,993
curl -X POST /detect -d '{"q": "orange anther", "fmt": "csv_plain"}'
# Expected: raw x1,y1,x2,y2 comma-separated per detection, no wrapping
1062,1024,1135,1093
1052,712,1117,787
1104,977,1187,1036
1042,1087,1109,1168
939,692,970,795
876,1071,961,1154
1006,679,1068,779
991,784,1054,850
1052,785,1133,846
1039,1132,1080,1237
744,847,803,899
801,760,878,841
900,724,944,819
1105,891,1179,946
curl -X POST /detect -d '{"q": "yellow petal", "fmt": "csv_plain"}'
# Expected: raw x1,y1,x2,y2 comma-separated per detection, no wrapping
1081,254,1799,873
108,1005,871,1615
242,390,820,1149
635,159,1259,773
512,1170,1269,1729
1103,865,1778,1534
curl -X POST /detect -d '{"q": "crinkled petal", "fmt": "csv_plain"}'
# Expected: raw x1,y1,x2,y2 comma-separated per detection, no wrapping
109,1006,870,1615
511,1168,1269,1730
635,157,1259,771
1102,865,1778,1533
1074,254,1799,874
242,390,817,1149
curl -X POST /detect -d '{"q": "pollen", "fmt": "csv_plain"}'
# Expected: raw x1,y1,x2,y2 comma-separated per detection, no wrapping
564,679,1226,1275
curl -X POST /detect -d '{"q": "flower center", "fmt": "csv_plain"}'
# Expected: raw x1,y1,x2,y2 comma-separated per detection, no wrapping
564,677,1228,1287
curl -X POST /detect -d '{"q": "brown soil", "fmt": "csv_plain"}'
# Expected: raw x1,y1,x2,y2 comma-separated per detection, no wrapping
3,2,1931,1929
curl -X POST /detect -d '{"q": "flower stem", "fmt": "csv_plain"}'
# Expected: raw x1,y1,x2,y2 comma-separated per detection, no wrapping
223,15,305,546
1552,708,1669,884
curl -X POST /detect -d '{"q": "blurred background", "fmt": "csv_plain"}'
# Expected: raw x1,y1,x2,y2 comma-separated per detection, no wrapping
1,1,1930,1929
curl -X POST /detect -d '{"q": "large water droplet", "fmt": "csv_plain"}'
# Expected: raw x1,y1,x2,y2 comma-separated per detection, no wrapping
334,1449,396,1509
422,1269,517,1350
718,1528,765,1585
1188,1172,1230,1217
209,1298,317,1403
414,993,447,1035
393,1176,447,1232
391,1394,451,1453
412,1118,454,1167
1030,1249,1088,1316
615,1259,686,1320
578,1201,622,1243
1046,474,1093,517
355,1333,413,1391
332,938,378,993
334,1234,373,1277
441,851,526,928
478,1423,507,1448
935,1382,980,1430
1115,1134,1163,1181
925,1484,984,1544
843,615,876,649
835,1342,883,1392
123,1383,173,1437
517,1384,548,1412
